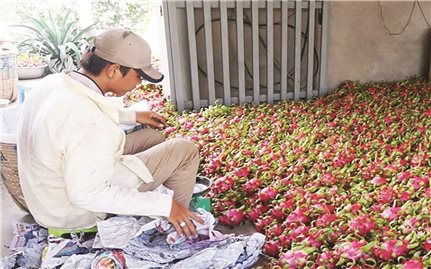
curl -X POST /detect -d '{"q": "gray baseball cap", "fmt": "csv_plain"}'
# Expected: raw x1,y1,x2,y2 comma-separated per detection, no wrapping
93,28,163,83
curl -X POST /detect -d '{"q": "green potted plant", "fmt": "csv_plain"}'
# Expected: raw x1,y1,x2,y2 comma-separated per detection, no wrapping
16,52,47,79
14,11,95,74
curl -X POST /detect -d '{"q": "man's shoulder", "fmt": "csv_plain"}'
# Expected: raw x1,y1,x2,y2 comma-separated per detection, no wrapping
38,72,64,85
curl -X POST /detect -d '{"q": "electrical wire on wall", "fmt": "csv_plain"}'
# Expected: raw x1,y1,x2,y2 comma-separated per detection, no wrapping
194,9,321,92
378,0,431,36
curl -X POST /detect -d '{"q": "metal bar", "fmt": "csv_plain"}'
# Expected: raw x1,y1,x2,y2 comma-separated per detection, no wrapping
204,1,216,105
280,0,288,100
186,1,200,110
307,0,315,99
294,0,302,101
237,0,245,104
252,0,260,104
161,1,176,107
175,1,322,9
220,0,231,106
319,0,329,96
266,0,274,104
167,0,326,109
183,90,320,109
167,1,185,111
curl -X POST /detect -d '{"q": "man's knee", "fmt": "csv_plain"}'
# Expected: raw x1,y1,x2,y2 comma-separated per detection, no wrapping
172,138,199,160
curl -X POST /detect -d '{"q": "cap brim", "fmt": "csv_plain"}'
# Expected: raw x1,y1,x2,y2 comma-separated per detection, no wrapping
137,67,164,83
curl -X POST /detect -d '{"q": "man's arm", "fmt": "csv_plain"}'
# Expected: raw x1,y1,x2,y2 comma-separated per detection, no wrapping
63,122,172,217
119,109,166,129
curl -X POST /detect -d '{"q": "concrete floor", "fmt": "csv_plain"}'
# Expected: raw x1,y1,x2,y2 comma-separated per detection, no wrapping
1,181,270,266
1,181,34,257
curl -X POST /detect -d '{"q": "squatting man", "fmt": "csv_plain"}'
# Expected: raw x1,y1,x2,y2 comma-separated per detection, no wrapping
17,28,204,238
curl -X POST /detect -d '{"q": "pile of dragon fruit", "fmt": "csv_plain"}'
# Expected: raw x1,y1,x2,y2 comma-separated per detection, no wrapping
126,78,431,268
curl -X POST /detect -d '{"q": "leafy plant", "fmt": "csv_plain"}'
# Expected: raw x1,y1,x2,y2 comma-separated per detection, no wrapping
14,11,95,73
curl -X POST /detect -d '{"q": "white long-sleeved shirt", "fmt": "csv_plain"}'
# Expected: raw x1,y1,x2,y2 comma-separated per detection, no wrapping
68,71,137,125
17,71,172,229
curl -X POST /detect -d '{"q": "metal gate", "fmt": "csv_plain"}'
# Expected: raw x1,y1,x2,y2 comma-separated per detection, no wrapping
162,0,329,111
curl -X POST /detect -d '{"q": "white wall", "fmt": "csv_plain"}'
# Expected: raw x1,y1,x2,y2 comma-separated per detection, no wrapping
326,1,431,90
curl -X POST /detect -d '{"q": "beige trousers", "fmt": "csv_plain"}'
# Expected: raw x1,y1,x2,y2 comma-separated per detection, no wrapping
123,128,199,207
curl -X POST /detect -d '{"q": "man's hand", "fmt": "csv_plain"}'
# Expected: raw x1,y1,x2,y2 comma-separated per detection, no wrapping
136,111,167,129
168,200,205,239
